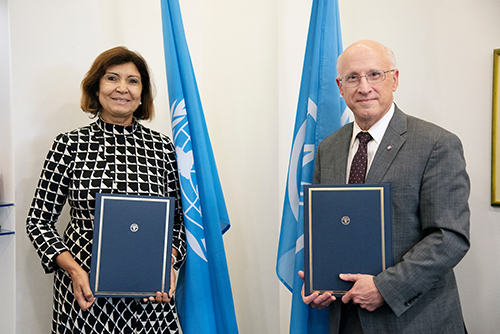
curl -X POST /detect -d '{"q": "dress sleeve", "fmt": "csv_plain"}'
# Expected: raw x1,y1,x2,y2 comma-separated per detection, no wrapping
163,138,187,270
26,133,75,274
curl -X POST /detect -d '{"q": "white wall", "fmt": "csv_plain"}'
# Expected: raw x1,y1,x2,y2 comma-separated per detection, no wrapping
0,0,15,333
5,0,500,333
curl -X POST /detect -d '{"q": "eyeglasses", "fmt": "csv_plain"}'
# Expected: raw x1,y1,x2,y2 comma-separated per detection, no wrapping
339,70,395,88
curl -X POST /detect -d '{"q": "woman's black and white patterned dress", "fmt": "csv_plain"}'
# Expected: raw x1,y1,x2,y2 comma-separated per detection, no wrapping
26,118,186,334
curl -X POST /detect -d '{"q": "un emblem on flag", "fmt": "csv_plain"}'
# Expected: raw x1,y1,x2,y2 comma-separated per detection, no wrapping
130,223,139,232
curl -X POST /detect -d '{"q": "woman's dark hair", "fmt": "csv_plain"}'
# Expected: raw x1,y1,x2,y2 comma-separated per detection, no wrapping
80,46,155,120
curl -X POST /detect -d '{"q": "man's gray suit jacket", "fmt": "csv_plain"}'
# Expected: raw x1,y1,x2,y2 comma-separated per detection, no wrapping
314,106,470,334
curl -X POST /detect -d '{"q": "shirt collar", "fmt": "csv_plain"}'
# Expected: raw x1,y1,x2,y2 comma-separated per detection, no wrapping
350,103,395,147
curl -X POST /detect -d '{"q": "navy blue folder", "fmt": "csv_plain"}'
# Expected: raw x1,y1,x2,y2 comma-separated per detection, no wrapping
304,184,393,296
90,193,175,298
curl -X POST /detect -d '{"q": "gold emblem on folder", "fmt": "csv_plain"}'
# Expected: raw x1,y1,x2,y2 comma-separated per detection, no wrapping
341,216,350,226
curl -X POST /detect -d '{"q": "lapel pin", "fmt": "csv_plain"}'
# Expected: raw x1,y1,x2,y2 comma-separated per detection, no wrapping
387,145,392,150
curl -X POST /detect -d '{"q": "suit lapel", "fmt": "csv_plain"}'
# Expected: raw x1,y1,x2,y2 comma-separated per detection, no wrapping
332,124,353,183
365,106,407,183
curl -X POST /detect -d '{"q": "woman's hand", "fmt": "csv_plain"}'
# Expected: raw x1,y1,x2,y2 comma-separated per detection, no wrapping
56,251,95,311
71,266,96,311
143,265,177,303
143,249,178,304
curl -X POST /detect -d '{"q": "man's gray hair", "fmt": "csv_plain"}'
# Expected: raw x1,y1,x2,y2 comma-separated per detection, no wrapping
386,46,396,69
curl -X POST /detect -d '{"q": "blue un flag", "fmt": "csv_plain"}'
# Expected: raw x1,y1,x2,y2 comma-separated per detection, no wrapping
276,0,348,332
160,1,238,333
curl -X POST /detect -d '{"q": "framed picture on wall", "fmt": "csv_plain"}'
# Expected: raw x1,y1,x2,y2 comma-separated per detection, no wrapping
492,49,500,206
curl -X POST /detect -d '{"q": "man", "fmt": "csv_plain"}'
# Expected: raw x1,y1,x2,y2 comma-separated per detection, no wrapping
300,40,470,333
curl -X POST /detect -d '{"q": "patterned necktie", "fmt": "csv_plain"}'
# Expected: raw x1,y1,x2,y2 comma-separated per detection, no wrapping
348,132,373,184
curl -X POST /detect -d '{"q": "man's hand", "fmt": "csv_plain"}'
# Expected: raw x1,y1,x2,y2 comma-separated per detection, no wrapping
298,270,336,309
340,274,384,311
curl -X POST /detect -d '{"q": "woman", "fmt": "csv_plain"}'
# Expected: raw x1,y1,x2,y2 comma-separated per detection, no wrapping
26,46,186,334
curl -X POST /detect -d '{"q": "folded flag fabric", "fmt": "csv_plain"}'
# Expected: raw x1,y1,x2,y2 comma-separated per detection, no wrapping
276,0,348,332
160,1,239,333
